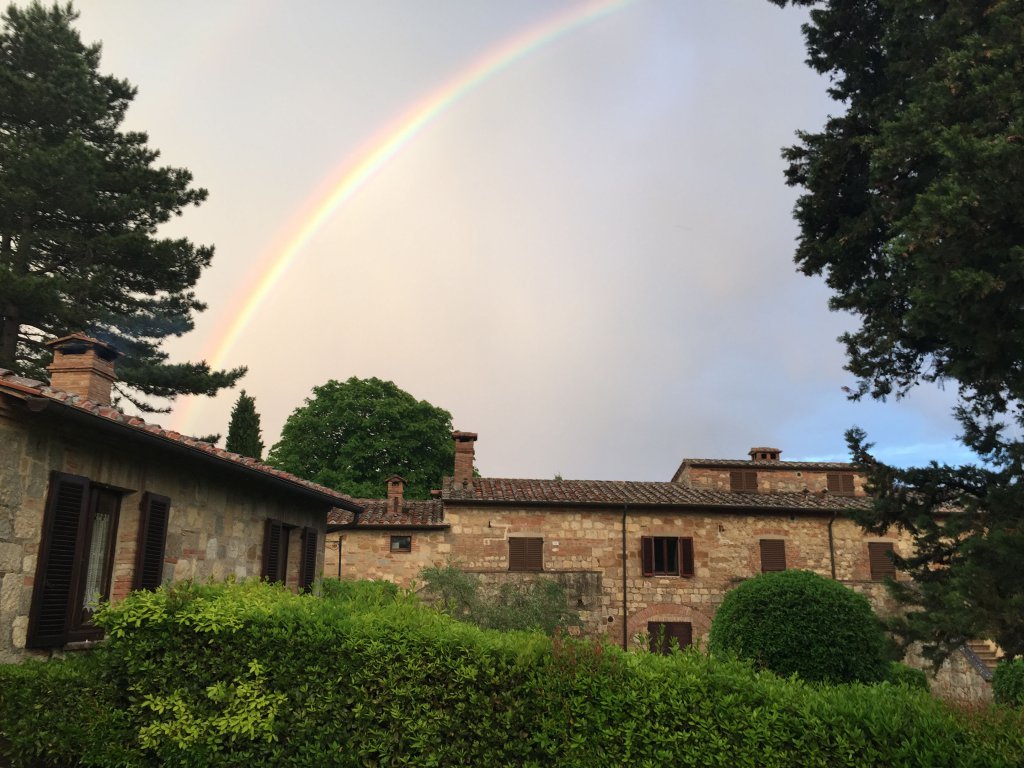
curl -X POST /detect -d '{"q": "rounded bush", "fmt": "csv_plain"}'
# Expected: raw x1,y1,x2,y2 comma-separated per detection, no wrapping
889,662,929,692
708,569,890,684
993,658,1024,708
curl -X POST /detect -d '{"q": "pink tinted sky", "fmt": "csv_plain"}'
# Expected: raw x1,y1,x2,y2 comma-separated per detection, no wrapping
69,0,973,480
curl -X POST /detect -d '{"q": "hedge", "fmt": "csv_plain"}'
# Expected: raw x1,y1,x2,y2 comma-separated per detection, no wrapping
0,579,1021,767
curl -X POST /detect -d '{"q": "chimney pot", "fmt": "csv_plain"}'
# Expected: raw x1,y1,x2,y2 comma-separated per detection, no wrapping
46,333,121,406
386,474,405,503
748,446,782,462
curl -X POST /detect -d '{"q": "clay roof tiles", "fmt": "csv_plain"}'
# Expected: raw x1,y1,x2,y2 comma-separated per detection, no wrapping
442,476,871,511
328,498,445,528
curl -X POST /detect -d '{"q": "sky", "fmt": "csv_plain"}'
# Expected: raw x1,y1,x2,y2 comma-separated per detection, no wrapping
66,0,976,481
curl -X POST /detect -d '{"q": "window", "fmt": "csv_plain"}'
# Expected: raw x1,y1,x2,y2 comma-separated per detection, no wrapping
508,537,543,572
648,621,692,654
298,527,318,593
28,472,126,648
730,470,758,492
827,473,856,496
759,539,786,572
134,492,171,590
390,535,412,553
868,542,896,580
263,520,319,592
262,519,290,583
641,536,695,577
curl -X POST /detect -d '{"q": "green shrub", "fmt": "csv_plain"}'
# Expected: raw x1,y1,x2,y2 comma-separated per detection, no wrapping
708,569,890,684
419,565,582,635
1,579,1021,767
994,658,1024,708
889,662,930,691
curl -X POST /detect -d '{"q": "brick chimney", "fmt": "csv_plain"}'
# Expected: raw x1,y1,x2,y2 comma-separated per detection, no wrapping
386,474,405,514
749,446,782,461
453,431,477,485
46,334,121,406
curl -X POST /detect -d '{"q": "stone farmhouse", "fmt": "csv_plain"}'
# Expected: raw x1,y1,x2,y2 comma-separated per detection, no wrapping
328,432,994,700
0,334,362,663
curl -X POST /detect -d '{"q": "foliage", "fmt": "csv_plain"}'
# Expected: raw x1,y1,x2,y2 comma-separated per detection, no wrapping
994,659,1024,709
0,2,244,412
268,377,454,499
225,389,264,459
708,569,890,684
769,0,1024,661
1,579,1022,767
419,564,583,636
888,662,929,693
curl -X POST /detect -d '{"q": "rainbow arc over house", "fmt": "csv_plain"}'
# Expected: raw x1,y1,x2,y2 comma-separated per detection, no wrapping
179,0,636,432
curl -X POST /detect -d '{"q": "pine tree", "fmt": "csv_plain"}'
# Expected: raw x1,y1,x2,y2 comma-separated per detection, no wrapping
226,390,263,460
771,0,1024,661
0,3,244,411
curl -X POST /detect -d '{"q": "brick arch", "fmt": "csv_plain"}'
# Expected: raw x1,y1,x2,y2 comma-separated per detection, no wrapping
627,602,714,649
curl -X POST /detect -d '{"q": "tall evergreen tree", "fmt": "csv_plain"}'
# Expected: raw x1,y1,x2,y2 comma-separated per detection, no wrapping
225,390,263,460
0,2,244,411
770,0,1024,661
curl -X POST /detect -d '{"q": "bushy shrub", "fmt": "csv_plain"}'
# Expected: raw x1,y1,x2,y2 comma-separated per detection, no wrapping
993,658,1024,708
1,579,1021,767
419,565,582,635
708,569,890,684
889,662,929,691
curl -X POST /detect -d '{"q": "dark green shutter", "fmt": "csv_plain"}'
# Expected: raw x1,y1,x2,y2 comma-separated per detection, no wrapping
134,493,171,590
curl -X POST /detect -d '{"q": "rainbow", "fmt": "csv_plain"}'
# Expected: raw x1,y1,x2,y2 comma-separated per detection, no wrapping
191,0,636,404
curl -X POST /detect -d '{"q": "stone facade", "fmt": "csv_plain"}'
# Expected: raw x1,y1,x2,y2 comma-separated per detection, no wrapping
0,354,356,664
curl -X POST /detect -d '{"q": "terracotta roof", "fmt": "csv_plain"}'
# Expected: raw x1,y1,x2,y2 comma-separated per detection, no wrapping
442,477,871,511
328,498,446,528
0,368,362,511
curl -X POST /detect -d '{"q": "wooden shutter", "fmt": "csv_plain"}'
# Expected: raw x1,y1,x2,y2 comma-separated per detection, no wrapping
641,536,654,576
680,537,695,577
648,621,693,654
134,493,171,591
730,470,758,492
299,527,318,592
27,473,89,648
262,519,284,581
869,542,896,579
759,539,786,572
509,537,543,572
827,473,855,495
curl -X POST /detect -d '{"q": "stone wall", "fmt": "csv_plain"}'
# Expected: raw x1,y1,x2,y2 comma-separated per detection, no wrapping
684,466,867,496
326,528,451,585
0,401,327,663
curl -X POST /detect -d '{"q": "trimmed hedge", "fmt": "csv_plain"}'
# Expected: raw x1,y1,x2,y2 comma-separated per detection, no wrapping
994,659,1024,708
0,579,1021,767
708,569,891,684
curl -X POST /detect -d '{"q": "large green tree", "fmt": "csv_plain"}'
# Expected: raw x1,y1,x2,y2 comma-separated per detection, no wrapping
268,377,455,500
771,0,1024,660
0,2,243,411
225,389,263,460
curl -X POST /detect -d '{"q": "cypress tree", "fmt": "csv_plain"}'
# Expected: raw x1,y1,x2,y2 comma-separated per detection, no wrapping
226,390,264,460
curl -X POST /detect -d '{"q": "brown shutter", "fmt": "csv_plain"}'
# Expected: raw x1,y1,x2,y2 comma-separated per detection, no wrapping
299,527,318,592
648,621,693,654
641,536,654,576
262,519,284,581
27,473,89,648
731,470,758,492
134,493,171,591
525,538,543,572
827,473,855,495
680,537,695,577
759,539,786,572
869,542,896,579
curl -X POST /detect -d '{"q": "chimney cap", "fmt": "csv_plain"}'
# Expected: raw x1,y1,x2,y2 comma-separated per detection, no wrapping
452,430,478,442
46,333,122,361
386,474,406,483
748,446,782,461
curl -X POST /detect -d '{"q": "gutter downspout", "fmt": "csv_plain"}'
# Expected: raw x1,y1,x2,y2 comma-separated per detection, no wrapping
622,504,628,650
828,512,837,579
